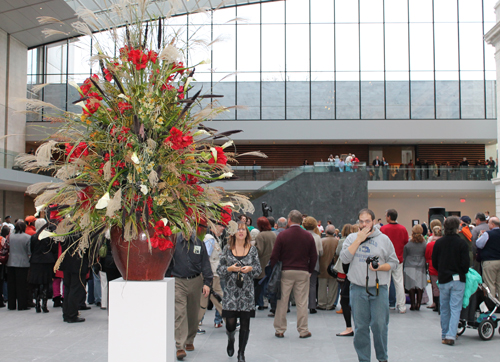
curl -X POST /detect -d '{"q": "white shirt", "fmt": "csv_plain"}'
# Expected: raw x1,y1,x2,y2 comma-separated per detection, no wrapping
476,227,499,249
318,225,324,233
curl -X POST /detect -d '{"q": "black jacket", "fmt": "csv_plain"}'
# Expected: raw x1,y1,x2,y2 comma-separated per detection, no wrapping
432,234,470,284
29,235,57,264
59,232,89,275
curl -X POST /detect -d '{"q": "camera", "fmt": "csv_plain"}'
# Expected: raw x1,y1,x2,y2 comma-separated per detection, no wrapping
366,256,379,270
262,202,272,217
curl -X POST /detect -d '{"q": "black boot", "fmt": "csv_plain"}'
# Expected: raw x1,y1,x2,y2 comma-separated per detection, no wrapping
415,289,423,311
226,330,236,357
409,289,416,311
433,296,440,314
53,296,62,308
34,287,41,313
41,286,49,313
237,330,250,362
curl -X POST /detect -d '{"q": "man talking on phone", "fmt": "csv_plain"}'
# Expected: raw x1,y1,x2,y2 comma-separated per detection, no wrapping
340,209,399,362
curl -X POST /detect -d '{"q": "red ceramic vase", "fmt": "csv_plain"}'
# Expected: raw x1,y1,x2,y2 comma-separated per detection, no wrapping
110,226,176,281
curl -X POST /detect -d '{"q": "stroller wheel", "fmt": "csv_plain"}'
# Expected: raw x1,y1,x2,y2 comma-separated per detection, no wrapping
478,320,495,341
457,321,466,336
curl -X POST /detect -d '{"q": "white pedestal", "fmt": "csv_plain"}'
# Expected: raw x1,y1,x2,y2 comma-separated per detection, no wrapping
108,278,175,362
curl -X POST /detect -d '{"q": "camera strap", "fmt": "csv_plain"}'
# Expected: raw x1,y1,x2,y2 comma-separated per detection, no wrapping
365,264,380,297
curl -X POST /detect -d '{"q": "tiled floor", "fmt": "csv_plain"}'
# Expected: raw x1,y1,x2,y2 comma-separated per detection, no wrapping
1,300,499,362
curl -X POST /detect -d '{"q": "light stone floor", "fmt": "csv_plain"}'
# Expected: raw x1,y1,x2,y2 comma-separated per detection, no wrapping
1,300,499,362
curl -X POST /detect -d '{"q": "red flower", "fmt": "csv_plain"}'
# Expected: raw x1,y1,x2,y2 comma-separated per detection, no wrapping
150,236,174,251
116,160,126,169
148,50,158,64
181,174,198,185
194,185,204,195
83,99,100,115
80,75,99,96
66,142,89,161
118,101,133,114
104,151,114,162
208,147,227,165
98,162,105,176
49,205,63,223
87,92,102,101
128,49,148,70
172,62,185,74
220,206,232,226
121,126,130,134
162,83,175,92
77,187,93,209
119,46,130,59
165,127,193,150
154,220,172,238
103,69,113,82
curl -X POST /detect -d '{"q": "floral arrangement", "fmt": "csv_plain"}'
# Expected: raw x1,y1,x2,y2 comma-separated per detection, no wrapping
18,0,261,255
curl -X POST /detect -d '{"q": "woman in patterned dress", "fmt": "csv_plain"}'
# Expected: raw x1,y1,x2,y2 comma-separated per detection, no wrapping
217,221,262,362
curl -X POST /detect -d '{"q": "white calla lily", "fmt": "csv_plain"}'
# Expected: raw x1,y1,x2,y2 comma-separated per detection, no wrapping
219,202,234,208
104,228,111,240
39,230,56,240
210,147,218,162
161,218,169,226
184,77,193,89
131,152,140,164
193,129,210,137
221,140,234,149
219,172,233,179
96,192,111,209
140,184,148,195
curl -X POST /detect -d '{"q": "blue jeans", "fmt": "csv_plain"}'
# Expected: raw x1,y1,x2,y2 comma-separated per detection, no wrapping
87,277,94,304
350,284,389,362
439,280,465,340
93,271,101,303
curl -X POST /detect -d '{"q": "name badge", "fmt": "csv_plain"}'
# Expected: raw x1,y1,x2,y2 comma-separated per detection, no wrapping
194,245,201,254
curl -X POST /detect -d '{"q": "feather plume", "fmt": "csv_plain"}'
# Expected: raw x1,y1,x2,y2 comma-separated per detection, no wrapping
27,182,62,195
106,189,122,218
72,21,93,37
31,83,50,93
146,138,157,150
37,16,65,25
35,140,57,167
55,218,73,236
227,220,238,235
55,164,80,180
103,161,112,181
148,170,159,188
124,219,138,242
235,151,268,158
41,29,69,38
24,98,64,112
15,154,38,170
79,212,91,229
159,44,182,63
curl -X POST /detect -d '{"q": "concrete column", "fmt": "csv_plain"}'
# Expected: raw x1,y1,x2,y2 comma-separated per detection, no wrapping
485,2,500,216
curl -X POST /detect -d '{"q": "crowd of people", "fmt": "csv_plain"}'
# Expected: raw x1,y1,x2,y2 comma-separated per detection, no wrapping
1,206,499,362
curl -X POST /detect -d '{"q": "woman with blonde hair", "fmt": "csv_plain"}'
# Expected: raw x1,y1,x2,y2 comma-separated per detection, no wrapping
403,224,427,310
303,216,323,313
425,225,443,312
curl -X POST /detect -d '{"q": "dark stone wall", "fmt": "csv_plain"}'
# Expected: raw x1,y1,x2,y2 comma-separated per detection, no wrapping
250,172,368,229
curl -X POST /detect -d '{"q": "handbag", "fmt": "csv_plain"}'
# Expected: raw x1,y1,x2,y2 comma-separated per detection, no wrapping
327,257,338,278
0,236,9,265
236,271,244,288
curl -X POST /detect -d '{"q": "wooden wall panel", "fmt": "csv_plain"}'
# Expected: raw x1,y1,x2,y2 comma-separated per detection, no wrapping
232,144,370,167
416,144,485,165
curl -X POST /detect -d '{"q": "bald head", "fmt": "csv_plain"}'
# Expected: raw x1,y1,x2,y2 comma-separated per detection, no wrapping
276,217,287,229
488,216,500,229
325,224,336,235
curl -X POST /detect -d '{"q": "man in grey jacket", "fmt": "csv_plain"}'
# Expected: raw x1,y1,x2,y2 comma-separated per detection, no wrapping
340,209,399,362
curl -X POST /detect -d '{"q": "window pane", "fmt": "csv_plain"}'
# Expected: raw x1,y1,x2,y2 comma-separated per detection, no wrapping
360,24,384,71
68,37,91,75
212,74,235,120
435,23,459,71
336,77,360,119
335,0,358,23
311,0,334,23
336,24,359,72
262,74,285,119
237,25,260,72
409,0,432,22
262,25,285,71
458,0,483,22
213,7,236,24
287,72,309,119
360,0,383,23
435,77,459,118
311,72,335,119
486,79,496,118
461,72,485,119
386,74,410,119
46,42,67,78
484,0,497,23
286,24,309,71
459,23,484,71
485,42,495,72
286,0,309,23
237,3,260,24
385,0,408,23
213,25,235,72
411,76,434,118
237,73,260,120
187,25,211,69
311,24,335,71
262,1,284,24
434,0,457,23
409,23,433,71
361,75,384,119
385,24,409,71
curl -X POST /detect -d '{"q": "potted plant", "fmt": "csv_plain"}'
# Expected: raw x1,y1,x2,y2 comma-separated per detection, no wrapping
18,1,260,280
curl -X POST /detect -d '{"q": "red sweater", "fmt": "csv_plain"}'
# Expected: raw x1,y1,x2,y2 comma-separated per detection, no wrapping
425,239,438,276
380,223,408,263
270,225,317,273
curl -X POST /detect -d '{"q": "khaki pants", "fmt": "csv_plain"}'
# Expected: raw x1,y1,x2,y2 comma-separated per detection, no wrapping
198,276,224,324
175,276,203,350
482,260,500,298
318,278,338,309
274,270,310,336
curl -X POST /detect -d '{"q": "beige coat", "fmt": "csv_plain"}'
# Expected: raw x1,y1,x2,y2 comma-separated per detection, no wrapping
255,230,276,279
319,235,339,279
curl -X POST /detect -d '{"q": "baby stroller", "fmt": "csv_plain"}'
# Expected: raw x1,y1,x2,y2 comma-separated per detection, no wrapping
457,283,500,340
